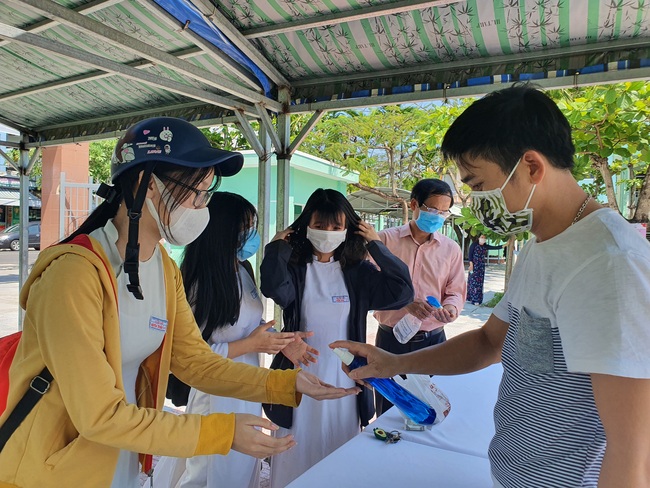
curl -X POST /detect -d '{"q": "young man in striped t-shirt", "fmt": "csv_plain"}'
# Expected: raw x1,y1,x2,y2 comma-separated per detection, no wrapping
332,85,650,487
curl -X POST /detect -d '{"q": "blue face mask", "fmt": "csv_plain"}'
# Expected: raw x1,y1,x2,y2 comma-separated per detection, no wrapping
237,228,261,261
415,210,446,234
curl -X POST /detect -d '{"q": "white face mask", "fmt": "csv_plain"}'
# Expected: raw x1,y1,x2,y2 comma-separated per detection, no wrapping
306,227,347,254
478,238,487,245
146,175,210,246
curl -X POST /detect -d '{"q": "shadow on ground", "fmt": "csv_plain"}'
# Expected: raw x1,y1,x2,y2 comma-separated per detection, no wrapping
0,274,18,284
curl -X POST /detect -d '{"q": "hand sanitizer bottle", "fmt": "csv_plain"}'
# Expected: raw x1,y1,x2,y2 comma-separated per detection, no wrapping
333,348,437,425
393,314,421,344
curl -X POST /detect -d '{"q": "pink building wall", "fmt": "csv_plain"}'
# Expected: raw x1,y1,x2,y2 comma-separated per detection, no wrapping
40,143,90,248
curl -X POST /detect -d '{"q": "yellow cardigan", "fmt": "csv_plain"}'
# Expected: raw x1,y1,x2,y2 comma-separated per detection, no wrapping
0,236,300,488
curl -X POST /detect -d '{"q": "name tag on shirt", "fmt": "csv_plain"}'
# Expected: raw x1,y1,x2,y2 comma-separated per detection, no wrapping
149,316,168,332
332,295,350,303
250,288,259,300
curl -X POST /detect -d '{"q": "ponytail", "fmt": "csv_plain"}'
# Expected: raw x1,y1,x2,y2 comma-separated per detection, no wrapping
60,189,123,243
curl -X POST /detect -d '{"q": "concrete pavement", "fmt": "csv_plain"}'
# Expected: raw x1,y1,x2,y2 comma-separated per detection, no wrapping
0,250,40,337
446,263,505,338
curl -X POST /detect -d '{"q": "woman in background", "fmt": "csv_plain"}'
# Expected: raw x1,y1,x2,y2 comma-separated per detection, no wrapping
467,234,505,305
261,188,414,488
156,192,297,488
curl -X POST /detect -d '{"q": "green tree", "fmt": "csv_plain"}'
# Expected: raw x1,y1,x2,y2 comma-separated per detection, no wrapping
302,105,454,221
419,98,476,207
549,82,650,222
201,126,252,151
88,139,115,183
5,148,42,188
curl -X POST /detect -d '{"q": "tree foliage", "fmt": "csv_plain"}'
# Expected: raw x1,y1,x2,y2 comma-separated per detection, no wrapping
4,148,42,188
201,126,252,151
549,82,650,222
419,99,476,206
88,139,115,183
302,107,426,189
300,102,475,220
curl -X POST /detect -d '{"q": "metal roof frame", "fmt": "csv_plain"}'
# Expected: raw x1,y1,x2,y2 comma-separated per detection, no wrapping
7,0,279,108
240,0,464,40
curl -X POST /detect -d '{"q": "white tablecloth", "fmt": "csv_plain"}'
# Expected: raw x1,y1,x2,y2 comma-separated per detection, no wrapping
366,363,503,458
285,430,493,488
286,364,503,487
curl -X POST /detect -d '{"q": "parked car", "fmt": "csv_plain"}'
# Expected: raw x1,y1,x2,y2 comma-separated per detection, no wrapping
0,222,41,251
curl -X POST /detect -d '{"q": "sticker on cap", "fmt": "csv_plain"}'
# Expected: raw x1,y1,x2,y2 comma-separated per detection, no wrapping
160,127,173,142
120,144,135,162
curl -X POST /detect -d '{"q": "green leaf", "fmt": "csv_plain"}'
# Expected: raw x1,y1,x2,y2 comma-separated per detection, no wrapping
604,88,617,105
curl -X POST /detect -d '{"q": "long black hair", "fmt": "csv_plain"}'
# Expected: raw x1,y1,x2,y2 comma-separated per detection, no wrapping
62,163,219,243
181,192,257,340
288,188,367,268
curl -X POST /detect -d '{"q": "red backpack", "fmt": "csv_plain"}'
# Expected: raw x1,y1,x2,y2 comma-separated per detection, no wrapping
0,235,110,451
0,332,21,416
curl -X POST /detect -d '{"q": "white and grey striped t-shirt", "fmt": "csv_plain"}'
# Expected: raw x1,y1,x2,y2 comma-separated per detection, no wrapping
490,208,650,488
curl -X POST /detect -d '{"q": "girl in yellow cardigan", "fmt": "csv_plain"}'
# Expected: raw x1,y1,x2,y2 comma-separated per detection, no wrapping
0,117,358,488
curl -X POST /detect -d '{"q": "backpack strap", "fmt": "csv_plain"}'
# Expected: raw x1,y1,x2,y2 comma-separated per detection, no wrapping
0,235,115,452
0,368,52,451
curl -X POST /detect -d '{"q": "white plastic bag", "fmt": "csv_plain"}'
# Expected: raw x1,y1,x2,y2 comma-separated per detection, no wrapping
393,374,451,426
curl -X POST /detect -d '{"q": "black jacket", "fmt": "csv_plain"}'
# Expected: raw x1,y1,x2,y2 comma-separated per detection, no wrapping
260,239,414,428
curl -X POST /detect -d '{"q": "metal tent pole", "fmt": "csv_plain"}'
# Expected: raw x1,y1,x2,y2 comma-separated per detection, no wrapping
256,124,272,288
17,137,39,327
275,88,292,234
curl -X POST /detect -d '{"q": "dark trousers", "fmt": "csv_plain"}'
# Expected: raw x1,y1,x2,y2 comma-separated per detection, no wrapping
374,324,446,416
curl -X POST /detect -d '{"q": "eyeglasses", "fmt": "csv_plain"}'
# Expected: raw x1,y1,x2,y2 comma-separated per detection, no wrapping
161,174,220,208
420,204,451,219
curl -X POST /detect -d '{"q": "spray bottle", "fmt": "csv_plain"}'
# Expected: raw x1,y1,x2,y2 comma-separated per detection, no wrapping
333,348,437,425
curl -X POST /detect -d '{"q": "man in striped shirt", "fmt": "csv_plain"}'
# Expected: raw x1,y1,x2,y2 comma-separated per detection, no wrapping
333,85,650,487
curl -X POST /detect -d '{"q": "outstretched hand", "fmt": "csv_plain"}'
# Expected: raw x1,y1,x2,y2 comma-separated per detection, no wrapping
231,414,295,458
246,321,296,354
430,304,458,324
295,370,360,400
328,340,401,384
282,331,319,367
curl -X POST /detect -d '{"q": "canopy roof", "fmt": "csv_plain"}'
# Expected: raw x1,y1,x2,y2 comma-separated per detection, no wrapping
0,0,648,147
0,189,41,208
347,187,462,218
347,187,412,217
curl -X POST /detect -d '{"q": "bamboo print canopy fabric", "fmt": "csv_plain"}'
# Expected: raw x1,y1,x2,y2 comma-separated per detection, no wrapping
219,0,650,101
